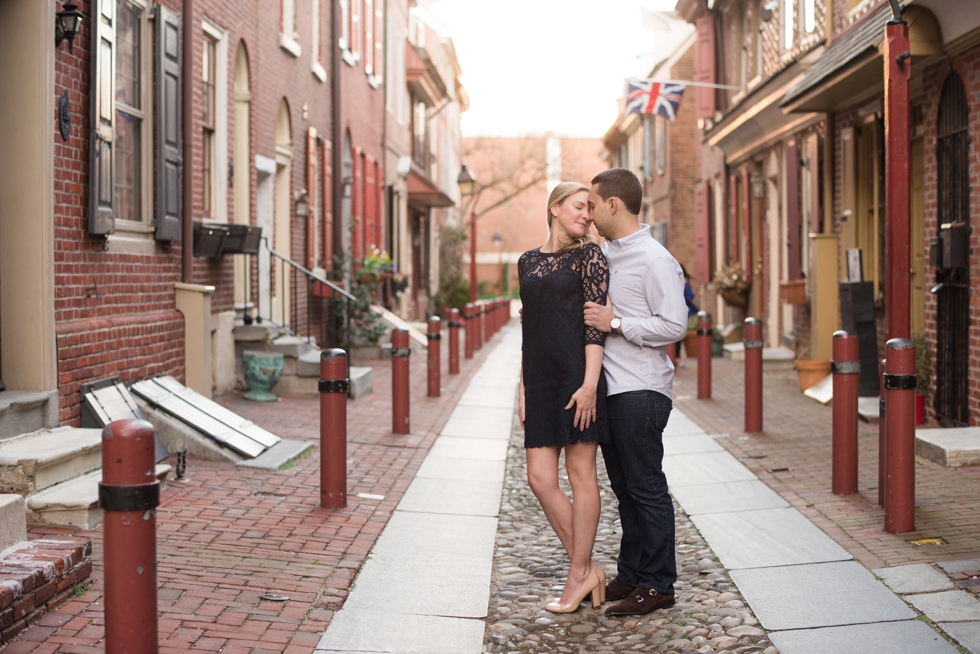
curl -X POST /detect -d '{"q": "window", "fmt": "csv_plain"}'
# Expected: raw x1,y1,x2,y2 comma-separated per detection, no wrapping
202,35,216,218
114,0,146,225
783,0,795,50
412,98,428,169
339,0,349,50
350,0,361,61
655,115,666,175
364,0,374,74
311,0,326,81
803,0,815,33
280,0,300,56
372,0,383,81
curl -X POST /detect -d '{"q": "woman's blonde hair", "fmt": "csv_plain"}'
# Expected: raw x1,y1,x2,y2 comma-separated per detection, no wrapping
547,182,592,253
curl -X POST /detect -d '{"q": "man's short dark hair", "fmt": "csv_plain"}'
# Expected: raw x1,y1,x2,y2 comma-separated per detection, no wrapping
591,168,643,215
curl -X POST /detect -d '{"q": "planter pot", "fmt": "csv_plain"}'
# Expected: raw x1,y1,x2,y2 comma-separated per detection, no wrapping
794,359,831,392
720,287,749,308
683,330,698,357
711,340,724,357
242,350,284,401
779,279,807,305
916,393,926,425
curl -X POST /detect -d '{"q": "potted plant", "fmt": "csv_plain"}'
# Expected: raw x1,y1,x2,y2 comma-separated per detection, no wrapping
793,331,831,391
683,315,699,357
712,263,750,308
711,327,724,357
913,331,931,425
359,248,394,284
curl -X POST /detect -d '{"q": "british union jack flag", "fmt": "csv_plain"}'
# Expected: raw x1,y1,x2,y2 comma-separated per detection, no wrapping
625,80,686,121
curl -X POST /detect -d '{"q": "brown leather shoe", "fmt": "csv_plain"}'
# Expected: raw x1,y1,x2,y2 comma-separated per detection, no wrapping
604,577,636,602
603,587,675,616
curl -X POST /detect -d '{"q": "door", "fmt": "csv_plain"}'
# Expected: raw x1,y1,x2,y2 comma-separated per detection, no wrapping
910,136,925,335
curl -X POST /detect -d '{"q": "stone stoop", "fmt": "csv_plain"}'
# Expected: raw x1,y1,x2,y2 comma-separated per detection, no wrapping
0,535,93,645
916,427,980,467
234,329,375,399
0,427,171,529
0,391,59,443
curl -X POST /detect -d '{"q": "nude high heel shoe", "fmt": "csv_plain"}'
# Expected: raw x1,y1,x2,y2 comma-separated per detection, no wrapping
544,567,601,613
592,562,606,604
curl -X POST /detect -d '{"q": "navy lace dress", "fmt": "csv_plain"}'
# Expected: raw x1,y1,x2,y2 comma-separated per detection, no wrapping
519,242,610,449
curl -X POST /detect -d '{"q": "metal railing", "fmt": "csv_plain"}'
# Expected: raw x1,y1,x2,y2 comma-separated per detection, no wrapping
250,238,356,367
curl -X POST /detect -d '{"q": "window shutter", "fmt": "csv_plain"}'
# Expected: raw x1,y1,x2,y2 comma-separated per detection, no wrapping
786,143,802,280
695,14,715,120
154,5,182,242
307,127,317,269
742,167,752,284
807,134,821,234
695,183,709,283
375,160,383,253
364,155,375,250
322,140,333,271
89,0,116,235
352,147,362,260
728,174,738,265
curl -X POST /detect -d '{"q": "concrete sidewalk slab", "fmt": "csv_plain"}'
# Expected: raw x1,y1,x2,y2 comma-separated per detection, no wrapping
663,433,726,455
416,456,506,482
316,608,485,653
663,413,706,437
940,621,980,654
663,451,757,486
397,476,503,517
691,507,852,569
730,561,915,631
669,479,788,516
874,563,956,594
427,435,508,460
907,590,980,622
769,620,959,654
440,406,514,439
368,512,498,559
938,559,980,574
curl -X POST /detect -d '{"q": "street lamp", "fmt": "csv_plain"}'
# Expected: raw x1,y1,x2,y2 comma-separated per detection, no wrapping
457,163,478,303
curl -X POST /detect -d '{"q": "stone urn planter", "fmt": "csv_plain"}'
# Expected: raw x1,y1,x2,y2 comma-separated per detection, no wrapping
242,350,284,401
794,359,831,392
683,330,698,357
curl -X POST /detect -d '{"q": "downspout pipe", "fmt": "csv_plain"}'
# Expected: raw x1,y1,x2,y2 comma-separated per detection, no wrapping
182,0,194,282
332,0,343,269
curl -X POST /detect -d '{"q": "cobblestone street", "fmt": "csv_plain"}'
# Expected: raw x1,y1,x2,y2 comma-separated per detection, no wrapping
484,412,776,654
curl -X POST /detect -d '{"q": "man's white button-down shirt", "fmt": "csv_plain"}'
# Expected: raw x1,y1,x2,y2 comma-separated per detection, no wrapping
601,224,688,399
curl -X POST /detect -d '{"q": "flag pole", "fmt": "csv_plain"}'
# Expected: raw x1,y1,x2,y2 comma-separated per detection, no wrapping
627,77,741,90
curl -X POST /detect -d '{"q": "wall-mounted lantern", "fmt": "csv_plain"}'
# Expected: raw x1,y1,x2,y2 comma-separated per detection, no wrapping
457,163,476,197
342,177,353,198
295,191,310,218
55,1,84,54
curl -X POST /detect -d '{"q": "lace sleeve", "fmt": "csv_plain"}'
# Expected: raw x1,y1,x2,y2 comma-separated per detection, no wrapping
578,243,610,346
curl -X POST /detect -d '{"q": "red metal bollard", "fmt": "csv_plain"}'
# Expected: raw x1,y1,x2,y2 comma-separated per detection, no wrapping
392,328,411,433
427,316,441,397
100,419,159,654
464,303,474,360
697,311,712,400
743,317,763,433
448,308,460,374
831,331,859,495
884,338,916,533
320,348,348,508
475,302,484,350
879,357,887,507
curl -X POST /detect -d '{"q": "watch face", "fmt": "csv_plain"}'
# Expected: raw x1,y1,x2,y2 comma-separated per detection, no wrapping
611,318,621,330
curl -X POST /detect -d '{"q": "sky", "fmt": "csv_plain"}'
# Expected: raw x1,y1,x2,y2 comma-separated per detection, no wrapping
431,0,684,138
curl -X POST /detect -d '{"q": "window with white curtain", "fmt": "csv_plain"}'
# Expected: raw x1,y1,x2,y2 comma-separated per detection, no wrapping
783,0,795,50
803,0,815,33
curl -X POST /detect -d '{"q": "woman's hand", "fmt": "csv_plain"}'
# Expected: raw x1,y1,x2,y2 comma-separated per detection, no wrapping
518,385,526,429
565,383,598,432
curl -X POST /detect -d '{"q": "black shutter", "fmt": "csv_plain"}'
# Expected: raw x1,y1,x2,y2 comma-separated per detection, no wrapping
89,0,116,235
154,5,182,242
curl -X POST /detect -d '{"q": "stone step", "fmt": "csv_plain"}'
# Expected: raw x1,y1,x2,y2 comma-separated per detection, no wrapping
722,343,795,369
270,335,317,359
916,427,980,468
0,494,27,552
0,427,103,495
26,464,172,529
275,366,373,399
0,390,58,442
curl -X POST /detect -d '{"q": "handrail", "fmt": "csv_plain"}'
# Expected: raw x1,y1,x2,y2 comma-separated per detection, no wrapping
264,240,356,302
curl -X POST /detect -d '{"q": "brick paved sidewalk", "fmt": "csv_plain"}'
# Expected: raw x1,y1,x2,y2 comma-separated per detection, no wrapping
1,326,509,654
671,356,980,572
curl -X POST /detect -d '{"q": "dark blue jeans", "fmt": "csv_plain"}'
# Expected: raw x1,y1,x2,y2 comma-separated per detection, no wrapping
600,390,676,595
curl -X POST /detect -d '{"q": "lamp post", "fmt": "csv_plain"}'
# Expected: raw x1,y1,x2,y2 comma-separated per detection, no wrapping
492,232,504,296
457,163,478,303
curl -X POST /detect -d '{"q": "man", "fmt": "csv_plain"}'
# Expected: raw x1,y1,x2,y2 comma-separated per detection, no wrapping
583,167,687,616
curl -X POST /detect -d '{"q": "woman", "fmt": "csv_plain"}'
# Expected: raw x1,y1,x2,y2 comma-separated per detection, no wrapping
518,182,610,613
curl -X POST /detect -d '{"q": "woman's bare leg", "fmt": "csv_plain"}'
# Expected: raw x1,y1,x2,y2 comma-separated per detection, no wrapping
527,446,573,557
557,441,601,604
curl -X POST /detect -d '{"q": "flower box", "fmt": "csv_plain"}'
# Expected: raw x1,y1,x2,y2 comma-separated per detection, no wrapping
779,279,807,305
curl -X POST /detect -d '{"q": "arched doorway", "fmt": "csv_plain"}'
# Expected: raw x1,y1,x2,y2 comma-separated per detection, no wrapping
233,42,251,314
273,99,293,325
934,71,970,426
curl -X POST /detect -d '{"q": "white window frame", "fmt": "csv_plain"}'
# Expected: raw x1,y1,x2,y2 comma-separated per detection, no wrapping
364,0,374,75
203,18,229,223
311,0,326,81
369,0,383,88
783,0,795,51
280,0,301,57
339,0,356,65
803,0,815,33
112,0,153,236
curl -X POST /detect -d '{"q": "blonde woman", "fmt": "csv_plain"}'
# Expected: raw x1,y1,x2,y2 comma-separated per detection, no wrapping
517,182,610,613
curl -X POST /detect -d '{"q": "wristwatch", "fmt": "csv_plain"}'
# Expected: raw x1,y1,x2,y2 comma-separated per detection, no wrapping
609,317,622,333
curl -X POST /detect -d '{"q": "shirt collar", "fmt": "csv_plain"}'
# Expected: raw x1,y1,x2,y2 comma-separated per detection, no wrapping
606,223,652,253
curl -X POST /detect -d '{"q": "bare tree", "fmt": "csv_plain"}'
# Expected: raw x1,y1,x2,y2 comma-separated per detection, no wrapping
462,137,548,218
